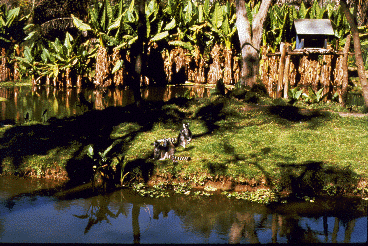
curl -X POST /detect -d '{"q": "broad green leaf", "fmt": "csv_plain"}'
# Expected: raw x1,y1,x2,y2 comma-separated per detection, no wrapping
164,18,176,31
245,2,252,26
5,7,19,27
52,65,59,78
112,59,123,74
299,2,306,19
87,145,94,158
211,2,223,29
169,40,194,50
41,48,50,63
71,14,92,31
108,13,123,31
203,0,210,18
222,15,230,36
198,5,203,23
150,31,169,42
64,32,73,51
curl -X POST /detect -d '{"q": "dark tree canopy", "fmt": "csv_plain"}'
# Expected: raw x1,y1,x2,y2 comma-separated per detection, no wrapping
32,0,90,40
33,0,89,24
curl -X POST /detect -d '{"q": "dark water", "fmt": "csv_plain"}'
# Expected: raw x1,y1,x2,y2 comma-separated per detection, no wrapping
0,176,367,244
0,85,211,124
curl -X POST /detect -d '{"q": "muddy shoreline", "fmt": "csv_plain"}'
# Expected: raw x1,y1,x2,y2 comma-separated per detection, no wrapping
2,165,368,201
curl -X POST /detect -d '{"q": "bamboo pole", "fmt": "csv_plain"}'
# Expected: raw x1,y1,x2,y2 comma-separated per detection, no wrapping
277,43,287,98
283,46,291,99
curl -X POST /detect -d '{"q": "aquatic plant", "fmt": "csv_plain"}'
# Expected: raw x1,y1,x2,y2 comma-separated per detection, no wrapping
222,189,278,204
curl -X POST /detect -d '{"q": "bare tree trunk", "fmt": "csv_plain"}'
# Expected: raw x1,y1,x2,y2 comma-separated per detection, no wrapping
340,0,368,107
235,0,272,87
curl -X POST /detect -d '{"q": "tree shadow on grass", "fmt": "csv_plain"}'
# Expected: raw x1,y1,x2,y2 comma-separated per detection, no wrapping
0,99,196,198
266,105,332,128
206,142,362,200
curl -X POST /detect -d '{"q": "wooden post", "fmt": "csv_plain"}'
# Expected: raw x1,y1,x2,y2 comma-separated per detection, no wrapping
341,34,351,106
277,43,287,98
283,46,291,99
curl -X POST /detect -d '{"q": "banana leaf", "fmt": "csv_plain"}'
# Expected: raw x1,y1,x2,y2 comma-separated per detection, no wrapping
112,59,123,74
150,31,169,42
169,40,194,50
71,14,92,32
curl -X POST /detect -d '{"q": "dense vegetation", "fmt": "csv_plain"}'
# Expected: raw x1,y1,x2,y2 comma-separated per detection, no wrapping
1,0,367,91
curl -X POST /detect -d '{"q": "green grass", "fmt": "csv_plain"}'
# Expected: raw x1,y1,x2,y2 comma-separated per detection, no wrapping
116,97,368,186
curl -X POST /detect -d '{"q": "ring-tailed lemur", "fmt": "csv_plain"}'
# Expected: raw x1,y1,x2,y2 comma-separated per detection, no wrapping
156,123,193,149
153,139,191,161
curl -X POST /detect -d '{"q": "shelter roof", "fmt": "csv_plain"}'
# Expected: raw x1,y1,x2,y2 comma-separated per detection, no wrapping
294,19,334,35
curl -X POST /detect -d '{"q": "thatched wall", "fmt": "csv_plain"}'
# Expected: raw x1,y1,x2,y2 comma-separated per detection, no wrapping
262,45,347,100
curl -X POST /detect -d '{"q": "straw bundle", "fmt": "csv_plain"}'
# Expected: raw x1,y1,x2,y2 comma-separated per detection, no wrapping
173,47,185,72
95,46,110,87
333,55,344,87
207,44,222,84
268,56,279,97
195,47,206,84
45,75,50,86
288,58,297,87
233,56,240,84
299,55,319,90
166,46,191,84
320,54,333,96
0,48,7,82
112,48,124,87
65,67,72,87
162,49,172,82
223,47,233,85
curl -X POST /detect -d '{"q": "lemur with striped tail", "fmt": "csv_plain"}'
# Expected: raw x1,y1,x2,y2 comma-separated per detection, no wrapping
156,123,193,149
153,139,191,161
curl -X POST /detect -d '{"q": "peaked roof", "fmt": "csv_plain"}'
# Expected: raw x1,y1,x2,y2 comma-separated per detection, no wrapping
294,19,335,35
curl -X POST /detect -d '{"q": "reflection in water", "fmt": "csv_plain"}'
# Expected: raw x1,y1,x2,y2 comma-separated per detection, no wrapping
0,85,211,124
0,177,366,244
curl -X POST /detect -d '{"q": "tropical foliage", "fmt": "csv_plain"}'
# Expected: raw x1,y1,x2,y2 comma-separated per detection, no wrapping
0,0,365,91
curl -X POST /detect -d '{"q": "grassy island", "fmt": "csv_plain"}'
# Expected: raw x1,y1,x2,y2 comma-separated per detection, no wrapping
1,90,368,202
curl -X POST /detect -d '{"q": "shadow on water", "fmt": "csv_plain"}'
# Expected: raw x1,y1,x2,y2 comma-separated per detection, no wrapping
0,180,366,243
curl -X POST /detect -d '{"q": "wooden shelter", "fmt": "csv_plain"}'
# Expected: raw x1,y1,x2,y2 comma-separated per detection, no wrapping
294,19,335,49
261,19,350,102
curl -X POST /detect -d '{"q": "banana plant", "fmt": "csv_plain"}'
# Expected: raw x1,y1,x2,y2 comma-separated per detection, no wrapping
302,87,327,104
206,0,237,49
87,142,126,191
40,33,97,80
72,0,120,48
16,43,43,80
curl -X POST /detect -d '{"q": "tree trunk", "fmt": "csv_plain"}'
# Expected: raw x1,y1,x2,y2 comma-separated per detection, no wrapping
235,0,272,87
132,0,146,105
340,0,368,107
